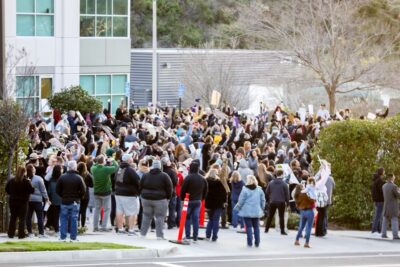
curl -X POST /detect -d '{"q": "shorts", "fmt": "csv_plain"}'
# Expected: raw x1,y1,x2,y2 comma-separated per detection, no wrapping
115,196,140,216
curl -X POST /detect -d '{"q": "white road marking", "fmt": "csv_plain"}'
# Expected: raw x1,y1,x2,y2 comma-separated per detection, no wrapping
23,253,400,267
153,263,185,267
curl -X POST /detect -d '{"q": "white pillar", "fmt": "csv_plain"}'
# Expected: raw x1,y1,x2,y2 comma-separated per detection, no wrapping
152,0,157,108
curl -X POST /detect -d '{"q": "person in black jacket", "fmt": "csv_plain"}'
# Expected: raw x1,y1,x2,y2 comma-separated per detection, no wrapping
264,170,289,235
371,167,385,234
180,161,208,242
140,160,172,239
205,169,227,242
6,166,35,239
115,154,141,234
77,162,93,229
56,161,86,242
162,157,178,229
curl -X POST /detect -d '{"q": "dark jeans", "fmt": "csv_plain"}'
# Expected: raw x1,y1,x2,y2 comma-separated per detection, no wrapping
232,198,244,228
206,208,223,241
265,202,286,233
46,205,60,232
185,200,202,241
168,196,177,228
79,198,89,227
316,206,327,237
175,197,182,228
26,201,44,235
8,201,28,239
110,194,116,227
244,217,260,247
372,202,384,233
296,209,315,244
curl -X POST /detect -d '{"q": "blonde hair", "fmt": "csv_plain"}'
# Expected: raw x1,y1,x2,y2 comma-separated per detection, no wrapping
246,175,259,186
244,141,251,152
206,168,220,180
229,171,241,183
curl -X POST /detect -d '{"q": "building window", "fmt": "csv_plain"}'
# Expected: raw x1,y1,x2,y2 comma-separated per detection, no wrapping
16,0,54,36
80,74,128,113
16,76,53,114
80,0,128,37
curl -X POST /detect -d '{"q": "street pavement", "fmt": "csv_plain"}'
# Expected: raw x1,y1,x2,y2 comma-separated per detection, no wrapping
1,227,400,266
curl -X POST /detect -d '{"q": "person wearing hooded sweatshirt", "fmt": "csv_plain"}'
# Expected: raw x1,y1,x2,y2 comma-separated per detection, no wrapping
238,158,253,185
264,169,289,235
371,167,385,235
180,161,208,242
205,169,227,242
140,160,172,239
234,175,266,247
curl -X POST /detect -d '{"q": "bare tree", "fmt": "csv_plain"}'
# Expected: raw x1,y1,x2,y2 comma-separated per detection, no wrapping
0,45,35,182
238,0,400,114
182,49,250,110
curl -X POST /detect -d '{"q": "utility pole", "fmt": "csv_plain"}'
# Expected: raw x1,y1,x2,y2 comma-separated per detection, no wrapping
0,0,5,100
151,0,157,109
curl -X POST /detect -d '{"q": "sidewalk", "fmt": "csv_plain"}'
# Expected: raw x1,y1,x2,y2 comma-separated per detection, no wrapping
1,227,400,264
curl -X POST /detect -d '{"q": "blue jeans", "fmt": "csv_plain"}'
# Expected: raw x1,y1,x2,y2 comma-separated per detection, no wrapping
185,200,201,241
168,196,177,228
26,201,44,235
206,208,223,241
296,209,315,244
60,203,80,240
372,202,384,233
243,217,260,247
231,199,244,228
175,198,182,227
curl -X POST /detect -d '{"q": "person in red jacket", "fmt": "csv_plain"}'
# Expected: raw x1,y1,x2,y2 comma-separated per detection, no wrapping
175,163,185,227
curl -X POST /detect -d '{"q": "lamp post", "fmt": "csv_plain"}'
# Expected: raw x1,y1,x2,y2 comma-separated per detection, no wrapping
0,0,5,100
152,0,158,108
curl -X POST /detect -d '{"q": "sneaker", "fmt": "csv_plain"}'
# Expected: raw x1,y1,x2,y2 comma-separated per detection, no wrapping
117,229,127,234
27,233,34,238
93,228,99,232
157,237,166,240
99,228,112,232
192,239,198,244
58,238,67,242
382,235,389,239
128,230,138,236
294,240,300,246
70,238,79,242
38,234,48,239
304,243,311,248
281,232,288,236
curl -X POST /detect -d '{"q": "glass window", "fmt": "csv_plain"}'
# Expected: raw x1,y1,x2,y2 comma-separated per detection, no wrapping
80,16,95,36
16,0,54,36
112,75,126,94
17,15,35,36
41,78,52,99
36,0,54,13
17,98,39,114
16,76,38,97
113,0,128,15
97,0,112,15
96,75,111,94
96,96,110,111
36,16,54,36
80,76,95,95
17,0,35,13
96,16,112,37
113,17,128,37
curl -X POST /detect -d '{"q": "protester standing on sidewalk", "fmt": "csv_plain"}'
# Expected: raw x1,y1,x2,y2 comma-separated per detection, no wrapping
205,169,227,242
381,174,400,240
230,171,245,230
294,179,316,248
234,175,266,248
162,157,178,229
77,162,93,229
47,165,63,233
26,164,50,238
6,167,34,239
140,160,172,239
371,167,385,235
91,155,119,232
180,161,208,243
264,170,289,235
56,161,86,242
115,154,141,234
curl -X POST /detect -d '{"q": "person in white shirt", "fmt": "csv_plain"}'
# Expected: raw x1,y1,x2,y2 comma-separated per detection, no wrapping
317,104,330,120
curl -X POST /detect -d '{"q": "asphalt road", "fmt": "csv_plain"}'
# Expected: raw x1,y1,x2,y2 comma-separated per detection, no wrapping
5,252,400,267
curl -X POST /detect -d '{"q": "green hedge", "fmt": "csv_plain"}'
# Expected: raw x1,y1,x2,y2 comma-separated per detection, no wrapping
313,116,400,229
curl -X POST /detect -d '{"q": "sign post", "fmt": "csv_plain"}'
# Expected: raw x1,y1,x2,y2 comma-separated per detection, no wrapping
178,83,186,115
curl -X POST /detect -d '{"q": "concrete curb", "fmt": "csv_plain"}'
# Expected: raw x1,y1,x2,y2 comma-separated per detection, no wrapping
0,246,178,264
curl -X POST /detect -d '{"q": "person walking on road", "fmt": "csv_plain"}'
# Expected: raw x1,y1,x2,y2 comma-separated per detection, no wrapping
234,175,266,248
381,174,400,240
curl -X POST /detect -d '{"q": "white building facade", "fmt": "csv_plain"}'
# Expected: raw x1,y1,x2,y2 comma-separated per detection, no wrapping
4,0,131,114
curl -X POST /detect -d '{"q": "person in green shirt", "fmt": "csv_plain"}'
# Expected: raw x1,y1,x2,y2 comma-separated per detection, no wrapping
91,155,118,232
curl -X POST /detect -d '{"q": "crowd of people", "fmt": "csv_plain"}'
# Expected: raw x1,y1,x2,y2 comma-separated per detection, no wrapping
5,102,342,247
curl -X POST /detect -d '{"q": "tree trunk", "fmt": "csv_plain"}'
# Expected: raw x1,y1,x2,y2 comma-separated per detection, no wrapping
7,149,15,181
328,90,336,116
